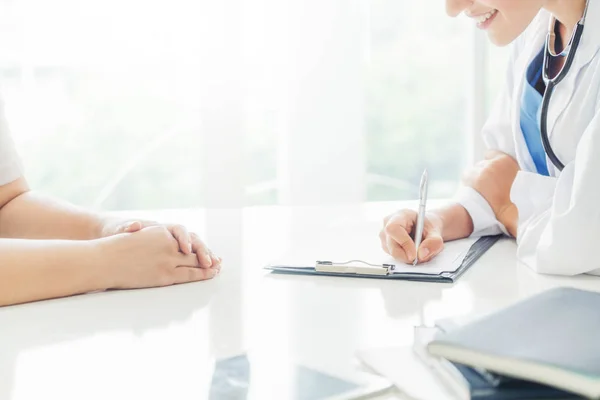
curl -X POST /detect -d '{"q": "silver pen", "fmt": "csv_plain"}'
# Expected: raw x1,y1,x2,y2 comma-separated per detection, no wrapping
413,169,429,266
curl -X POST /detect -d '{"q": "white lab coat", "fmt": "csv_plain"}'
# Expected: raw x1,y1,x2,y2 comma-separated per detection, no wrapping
456,2,600,276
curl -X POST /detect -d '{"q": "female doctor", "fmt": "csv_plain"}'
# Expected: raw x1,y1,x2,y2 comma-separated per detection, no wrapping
380,0,600,275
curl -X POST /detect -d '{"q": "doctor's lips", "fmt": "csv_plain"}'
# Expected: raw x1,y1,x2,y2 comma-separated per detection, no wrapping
468,9,499,30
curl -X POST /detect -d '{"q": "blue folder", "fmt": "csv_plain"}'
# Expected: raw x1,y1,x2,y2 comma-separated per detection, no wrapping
265,235,500,283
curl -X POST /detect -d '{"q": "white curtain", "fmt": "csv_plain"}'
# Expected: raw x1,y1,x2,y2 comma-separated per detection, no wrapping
0,0,502,210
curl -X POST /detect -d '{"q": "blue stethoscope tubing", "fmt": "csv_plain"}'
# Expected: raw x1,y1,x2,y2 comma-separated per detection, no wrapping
540,0,589,171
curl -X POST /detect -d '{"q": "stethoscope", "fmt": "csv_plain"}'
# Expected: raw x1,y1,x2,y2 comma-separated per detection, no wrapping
540,0,589,171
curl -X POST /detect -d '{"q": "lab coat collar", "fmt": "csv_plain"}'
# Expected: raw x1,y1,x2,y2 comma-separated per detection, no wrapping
509,4,600,177
548,0,600,172
534,1,600,82
539,1,600,66
577,0,600,67
536,2,599,176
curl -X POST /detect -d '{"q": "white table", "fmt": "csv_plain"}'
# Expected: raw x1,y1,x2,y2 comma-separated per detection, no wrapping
1,202,599,400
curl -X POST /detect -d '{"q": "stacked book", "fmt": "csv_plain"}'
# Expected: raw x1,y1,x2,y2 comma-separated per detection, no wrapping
417,287,600,399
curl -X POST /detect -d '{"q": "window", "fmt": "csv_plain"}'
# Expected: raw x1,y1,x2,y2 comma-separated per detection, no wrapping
0,0,502,210
366,0,470,201
0,0,208,210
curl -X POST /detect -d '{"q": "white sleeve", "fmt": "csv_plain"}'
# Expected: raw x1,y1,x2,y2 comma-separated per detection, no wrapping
454,186,510,237
0,98,23,185
454,41,521,238
512,109,600,276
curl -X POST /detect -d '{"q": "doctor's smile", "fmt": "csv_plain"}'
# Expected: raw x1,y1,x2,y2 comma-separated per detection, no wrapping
469,9,498,30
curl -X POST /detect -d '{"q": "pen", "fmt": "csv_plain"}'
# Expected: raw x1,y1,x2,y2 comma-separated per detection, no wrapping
413,169,428,266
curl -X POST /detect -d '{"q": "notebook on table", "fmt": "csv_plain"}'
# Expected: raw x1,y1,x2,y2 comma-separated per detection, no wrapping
427,287,600,398
413,325,581,399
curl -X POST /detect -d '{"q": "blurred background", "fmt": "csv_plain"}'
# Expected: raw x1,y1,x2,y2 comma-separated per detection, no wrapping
0,0,508,211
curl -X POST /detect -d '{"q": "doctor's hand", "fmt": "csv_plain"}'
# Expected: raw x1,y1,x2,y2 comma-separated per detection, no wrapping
462,151,520,237
380,210,445,264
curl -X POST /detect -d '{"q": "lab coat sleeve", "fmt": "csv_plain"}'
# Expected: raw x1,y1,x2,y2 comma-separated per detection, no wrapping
512,109,600,276
454,42,521,238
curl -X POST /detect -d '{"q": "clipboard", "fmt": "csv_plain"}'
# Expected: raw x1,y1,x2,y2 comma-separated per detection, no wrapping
265,235,501,283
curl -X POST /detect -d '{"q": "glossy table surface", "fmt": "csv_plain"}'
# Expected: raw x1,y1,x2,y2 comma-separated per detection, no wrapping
1,202,599,400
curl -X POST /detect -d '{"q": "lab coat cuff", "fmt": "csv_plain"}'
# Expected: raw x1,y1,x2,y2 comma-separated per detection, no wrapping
454,186,509,237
